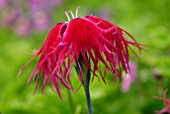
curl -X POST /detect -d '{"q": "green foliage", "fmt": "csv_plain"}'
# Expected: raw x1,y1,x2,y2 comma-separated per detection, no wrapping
0,0,170,114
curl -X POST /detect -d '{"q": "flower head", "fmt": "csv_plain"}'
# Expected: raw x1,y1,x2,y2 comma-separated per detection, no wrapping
18,7,143,100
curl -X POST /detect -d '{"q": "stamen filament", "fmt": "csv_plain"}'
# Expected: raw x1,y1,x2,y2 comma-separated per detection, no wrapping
64,10,71,21
68,10,75,19
76,6,80,18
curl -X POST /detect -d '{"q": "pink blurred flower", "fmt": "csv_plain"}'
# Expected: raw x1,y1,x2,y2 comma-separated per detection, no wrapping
15,17,31,36
121,61,137,92
32,11,50,32
0,0,8,9
1,7,20,27
18,7,143,99
28,0,62,12
0,0,63,36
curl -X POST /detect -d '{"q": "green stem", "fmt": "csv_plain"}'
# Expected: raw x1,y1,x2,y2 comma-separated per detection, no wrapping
67,89,74,114
84,86,93,114
75,53,93,114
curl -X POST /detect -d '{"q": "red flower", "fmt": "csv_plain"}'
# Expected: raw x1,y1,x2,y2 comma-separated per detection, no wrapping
18,7,142,99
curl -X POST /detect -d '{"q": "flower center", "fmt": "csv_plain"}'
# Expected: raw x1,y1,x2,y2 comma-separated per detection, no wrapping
64,6,80,21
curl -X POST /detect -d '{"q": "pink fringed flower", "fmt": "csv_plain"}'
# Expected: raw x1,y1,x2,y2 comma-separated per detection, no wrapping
155,90,170,114
18,7,143,99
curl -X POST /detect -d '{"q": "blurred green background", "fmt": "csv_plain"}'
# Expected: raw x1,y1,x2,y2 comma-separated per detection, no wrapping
0,0,170,114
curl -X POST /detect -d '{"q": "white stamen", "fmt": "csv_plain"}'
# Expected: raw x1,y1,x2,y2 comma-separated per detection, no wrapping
76,6,80,18
68,10,75,19
64,10,70,21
